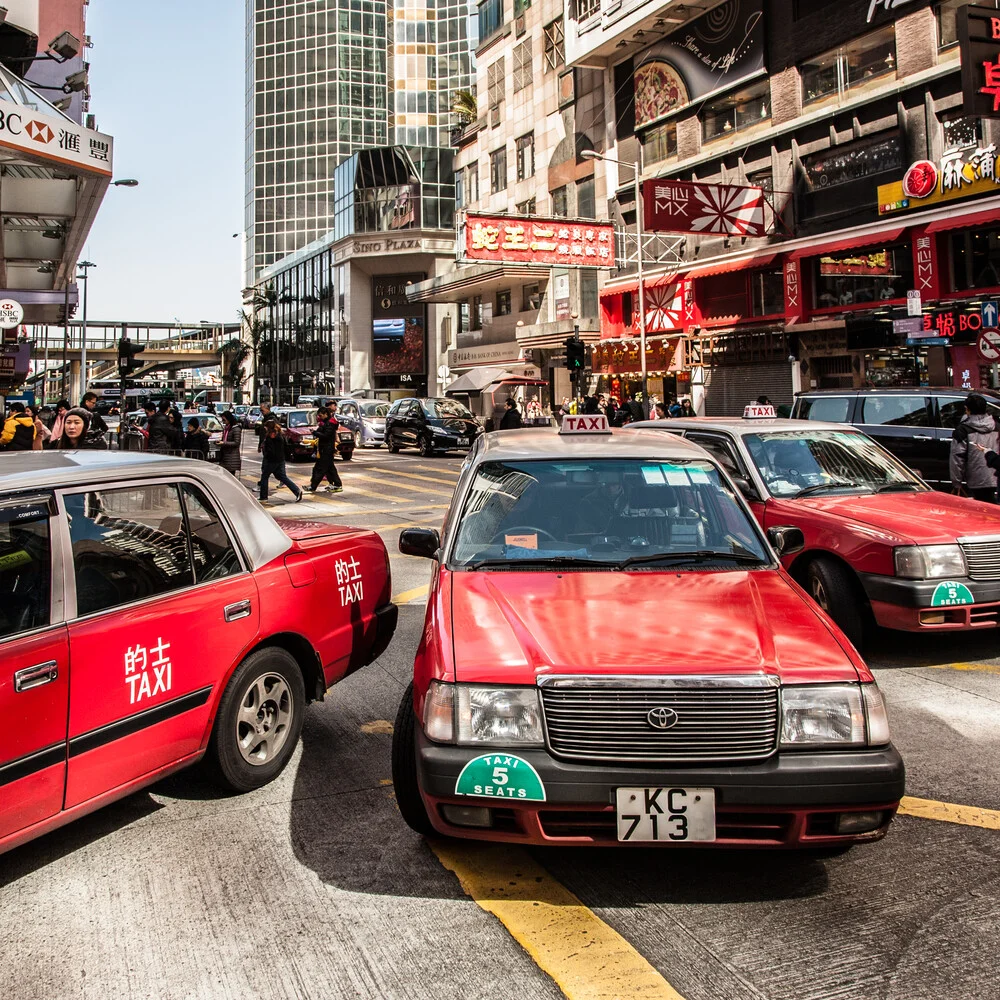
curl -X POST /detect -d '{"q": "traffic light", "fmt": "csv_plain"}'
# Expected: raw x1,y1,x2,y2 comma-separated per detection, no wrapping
117,337,145,376
564,336,586,372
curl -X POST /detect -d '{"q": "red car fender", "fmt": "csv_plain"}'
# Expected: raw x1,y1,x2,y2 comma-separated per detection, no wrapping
413,565,455,721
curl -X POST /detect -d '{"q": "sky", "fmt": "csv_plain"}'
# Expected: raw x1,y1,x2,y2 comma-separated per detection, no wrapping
81,1,245,324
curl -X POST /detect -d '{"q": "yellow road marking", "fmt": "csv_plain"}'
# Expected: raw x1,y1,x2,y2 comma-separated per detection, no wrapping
431,842,685,1000
350,473,454,496
367,468,459,487
393,583,429,605
927,661,1000,676
898,796,1000,830
359,720,394,735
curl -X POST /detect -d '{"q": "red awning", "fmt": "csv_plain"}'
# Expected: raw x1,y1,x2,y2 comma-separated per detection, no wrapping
685,251,779,279
600,271,688,298
788,227,906,260
923,208,1000,234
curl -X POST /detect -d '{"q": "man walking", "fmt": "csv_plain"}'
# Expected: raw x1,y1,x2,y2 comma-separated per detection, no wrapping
950,392,1000,502
81,392,109,447
499,397,523,430
259,420,303,504
307,406,344,494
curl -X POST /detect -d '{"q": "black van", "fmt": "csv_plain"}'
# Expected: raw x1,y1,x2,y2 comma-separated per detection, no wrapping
790,387,1000,488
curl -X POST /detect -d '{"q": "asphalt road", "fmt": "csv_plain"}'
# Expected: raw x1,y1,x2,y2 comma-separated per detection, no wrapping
2,443,998,1000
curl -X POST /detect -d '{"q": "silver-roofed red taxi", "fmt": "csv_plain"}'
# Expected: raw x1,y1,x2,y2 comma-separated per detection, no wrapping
630,405,1000,649
1,452,396,855
391,415,904,849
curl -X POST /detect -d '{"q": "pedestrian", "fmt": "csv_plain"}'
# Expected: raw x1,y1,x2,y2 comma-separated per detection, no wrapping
80,392,109,448
627,393,645,423
1,402,36,450
652,402,667,419
604,396,619,425
260,420,303,503
668,397,682,417
582,395,600,415
307,406,344,494
950,392,999,502
206,402,217,414
54,407,104,449
499,397,523,430
27,405,49,450
218,410,243,477
615,398,633,426
679,398,695,417
147,400,179,452
256,402,273,451
47,398,70,447
184,417,211,459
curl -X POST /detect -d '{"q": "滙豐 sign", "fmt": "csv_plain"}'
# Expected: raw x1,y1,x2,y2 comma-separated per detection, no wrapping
463,214,616,268
959,5,1000,119
0,99,113,176
0,299,23,330
642,179,767,237
877,147,1000,214
632,0,765,131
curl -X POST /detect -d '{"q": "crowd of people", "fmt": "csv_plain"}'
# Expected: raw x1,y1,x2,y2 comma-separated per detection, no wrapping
0,392,111,451
555,393,695,425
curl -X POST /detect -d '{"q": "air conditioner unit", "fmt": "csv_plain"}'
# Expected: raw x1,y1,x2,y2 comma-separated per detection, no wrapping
490,105,501,127
515,15,526,35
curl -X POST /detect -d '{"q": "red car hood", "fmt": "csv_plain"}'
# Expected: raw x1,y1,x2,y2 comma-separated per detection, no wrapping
793,491,1000,544
448,569,863,686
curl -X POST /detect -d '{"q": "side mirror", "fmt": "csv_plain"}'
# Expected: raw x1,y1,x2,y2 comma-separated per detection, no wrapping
731,476,761,502
767,525,805,557
399,527,441,560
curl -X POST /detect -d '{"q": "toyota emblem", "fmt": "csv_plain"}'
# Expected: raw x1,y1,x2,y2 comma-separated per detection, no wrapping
646,707,679,730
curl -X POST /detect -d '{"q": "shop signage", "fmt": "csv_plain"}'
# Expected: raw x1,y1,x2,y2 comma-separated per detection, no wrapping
984,301,1000,328
907,336,950,346
642,180,766,237
0,98,113,176
907,290,922,316
784,259,804,326
819,251,891,276
893,317,924,335
913,233,940,296
448,342,523,368
0,343,29,382
865,0,925,22
463,214,616,268
877,146,1000,214
632,0,765,131
959,5,1000,118
919,308,987,340
372,272,426,380
0,298,23,329
978,329,1000,361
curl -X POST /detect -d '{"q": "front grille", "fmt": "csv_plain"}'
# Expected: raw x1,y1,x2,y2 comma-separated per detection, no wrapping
960,539,1000,581
540,678,779,764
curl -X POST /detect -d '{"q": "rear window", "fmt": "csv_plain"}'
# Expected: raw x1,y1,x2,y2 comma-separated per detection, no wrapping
796,396,852,423
860,396,929,426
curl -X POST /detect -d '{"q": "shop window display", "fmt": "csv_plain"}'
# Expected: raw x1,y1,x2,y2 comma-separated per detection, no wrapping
802,24,896,105
813,244,912,308
951,227,1000,292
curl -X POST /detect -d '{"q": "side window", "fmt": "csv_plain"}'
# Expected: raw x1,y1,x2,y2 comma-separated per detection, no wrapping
66,484,194,618
0,501,51,639
860,396,929,426
798,396,852,422
687,434,742,476
937,396,967,429
180,484,241,583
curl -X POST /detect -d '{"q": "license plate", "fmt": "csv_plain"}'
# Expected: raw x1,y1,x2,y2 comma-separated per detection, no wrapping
615,787,716,842
457,436,470,446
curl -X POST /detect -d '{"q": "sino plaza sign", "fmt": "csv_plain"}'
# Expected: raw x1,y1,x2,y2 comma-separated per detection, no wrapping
462,213,616,268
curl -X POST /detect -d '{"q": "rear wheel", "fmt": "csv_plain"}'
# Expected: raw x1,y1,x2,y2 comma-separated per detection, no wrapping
419,434,435,458
392,683,434,835
354,430,363,449
806,557,867,650
387,431,400,454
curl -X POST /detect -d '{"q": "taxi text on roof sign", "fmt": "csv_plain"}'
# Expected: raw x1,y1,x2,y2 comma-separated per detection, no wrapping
560,414,612,434
463,212,617,269
744,404,776,419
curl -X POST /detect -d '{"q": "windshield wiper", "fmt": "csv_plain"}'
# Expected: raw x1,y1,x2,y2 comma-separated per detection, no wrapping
875,482,923,493
792,481,867,499
463,556,618,570
617,547,766,569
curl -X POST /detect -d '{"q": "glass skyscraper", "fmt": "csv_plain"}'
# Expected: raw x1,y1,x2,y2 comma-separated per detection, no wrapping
245,0,473,287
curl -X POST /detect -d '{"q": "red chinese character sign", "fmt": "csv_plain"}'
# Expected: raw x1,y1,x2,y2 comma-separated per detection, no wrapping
642,180,767,237
463,214,616,268
959,5,1000,118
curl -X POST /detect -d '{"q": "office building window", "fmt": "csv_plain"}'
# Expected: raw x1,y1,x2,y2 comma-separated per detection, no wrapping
488,58,505,110
455,170,465,210
544,18,565,71
936,0,991,49
523,283,542,310
466,164,480,203
490,147,508,193
576,177,595,219
516,132,535,180
642,122,677,164
576,0,600,22
551,185,569,216
461,296,484,330
479,0,505,44
802,25,897,105
496,289,512,316
580,271,598,318
513,40,533,92
702,80,770,142
516,197,536,215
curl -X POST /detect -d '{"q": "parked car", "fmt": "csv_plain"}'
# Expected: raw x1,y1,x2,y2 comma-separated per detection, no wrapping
276,407,355,461
634,412,1000,648
231,404,251,427
391,421,903,849
0,451,397,855
246,406,264,429
384,397,481,456
335,398,389,448
790,387,1000,488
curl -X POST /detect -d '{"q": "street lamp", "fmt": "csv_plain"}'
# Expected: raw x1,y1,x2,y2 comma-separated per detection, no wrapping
581,148,649,410
76,260,96,400
112,179,139,187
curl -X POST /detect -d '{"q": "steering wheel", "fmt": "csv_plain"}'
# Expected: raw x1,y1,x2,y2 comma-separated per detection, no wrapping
491,526,558,544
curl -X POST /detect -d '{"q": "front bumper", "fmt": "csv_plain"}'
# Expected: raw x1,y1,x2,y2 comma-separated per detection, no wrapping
416,731,905,847
861,573,1000,631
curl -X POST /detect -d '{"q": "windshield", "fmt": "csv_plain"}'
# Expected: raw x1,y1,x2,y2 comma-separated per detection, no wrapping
744,430,924,498
424,399,474,419
193,416,223,432
361,402,389,417
450,459,770,570
288,409,317,428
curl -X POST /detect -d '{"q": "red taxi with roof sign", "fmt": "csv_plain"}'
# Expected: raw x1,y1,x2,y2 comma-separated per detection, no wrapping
633,405,1000,649
0,452,396,855
390,415,904,849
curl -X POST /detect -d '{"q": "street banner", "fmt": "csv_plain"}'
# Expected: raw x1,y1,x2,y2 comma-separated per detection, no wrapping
462,214,616,268
643,179,766,237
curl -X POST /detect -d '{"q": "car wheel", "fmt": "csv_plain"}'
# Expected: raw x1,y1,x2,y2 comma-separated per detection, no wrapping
391,683,434,835
806,557,867,650
205,647,306,792
340,447,353,462
354,430,363,448
419,434,435,458
387,432,400,454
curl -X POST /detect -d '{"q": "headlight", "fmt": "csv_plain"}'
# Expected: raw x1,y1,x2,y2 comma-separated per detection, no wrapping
781,684,866,747
423,681,455,742
457,685,544,746
432,426,450,436
894,544,966,579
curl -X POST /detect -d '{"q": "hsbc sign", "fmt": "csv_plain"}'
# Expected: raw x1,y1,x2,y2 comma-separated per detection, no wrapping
0,98,113,175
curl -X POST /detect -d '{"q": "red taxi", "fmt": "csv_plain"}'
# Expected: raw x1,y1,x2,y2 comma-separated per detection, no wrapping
1,452,397,855
634,410,1000,648
390,416,904,849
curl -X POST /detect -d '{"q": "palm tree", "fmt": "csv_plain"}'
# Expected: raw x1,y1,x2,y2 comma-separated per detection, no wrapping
451,89,477,126
219,337,251,399
240,313,267,403
252,283,280,401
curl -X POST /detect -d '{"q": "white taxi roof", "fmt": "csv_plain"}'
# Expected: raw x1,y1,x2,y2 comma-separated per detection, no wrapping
478,426,715,463
638,417,856,437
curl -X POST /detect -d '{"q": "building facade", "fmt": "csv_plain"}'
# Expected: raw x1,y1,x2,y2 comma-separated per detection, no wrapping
563,0,1000,414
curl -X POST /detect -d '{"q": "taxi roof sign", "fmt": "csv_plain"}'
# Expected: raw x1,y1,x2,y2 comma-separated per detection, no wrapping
560,414,611,434
743,404,776,419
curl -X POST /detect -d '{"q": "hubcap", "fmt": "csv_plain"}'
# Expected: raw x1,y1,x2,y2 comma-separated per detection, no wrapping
811,575,829,610
236,672,292,765
355,430,362,448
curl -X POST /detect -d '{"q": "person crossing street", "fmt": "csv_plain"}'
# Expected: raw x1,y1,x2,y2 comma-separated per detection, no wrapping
307,405,344,494
259,420,303,504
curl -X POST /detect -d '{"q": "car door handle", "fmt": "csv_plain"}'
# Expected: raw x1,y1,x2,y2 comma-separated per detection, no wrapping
224,600,252,622
912,435,933,440
14,660,59,693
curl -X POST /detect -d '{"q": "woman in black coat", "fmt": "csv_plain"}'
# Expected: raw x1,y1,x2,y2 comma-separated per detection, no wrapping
218,411,243,476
